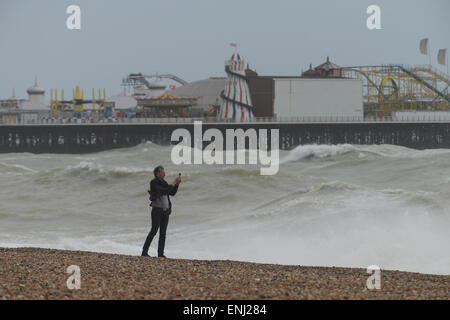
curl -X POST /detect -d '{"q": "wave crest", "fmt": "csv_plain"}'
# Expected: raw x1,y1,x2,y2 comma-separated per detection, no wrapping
281,144,450,164
63,161,152,178
280,144,355,163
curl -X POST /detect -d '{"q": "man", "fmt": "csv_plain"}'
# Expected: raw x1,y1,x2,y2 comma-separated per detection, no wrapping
142,166,181,258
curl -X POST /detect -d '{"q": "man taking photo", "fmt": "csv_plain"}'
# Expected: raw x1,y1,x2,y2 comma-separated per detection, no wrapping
142,166,181,258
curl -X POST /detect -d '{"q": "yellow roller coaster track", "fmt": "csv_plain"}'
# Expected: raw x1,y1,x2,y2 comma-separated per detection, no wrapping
378,75,399,103
408,65,450,85
341,64,449,111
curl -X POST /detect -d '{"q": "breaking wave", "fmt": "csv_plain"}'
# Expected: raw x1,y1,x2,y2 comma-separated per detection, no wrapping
0,142,449,274
280,143,450,163
63,161,153,178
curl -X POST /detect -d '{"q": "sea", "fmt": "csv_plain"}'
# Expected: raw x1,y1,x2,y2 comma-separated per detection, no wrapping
0,142,449,275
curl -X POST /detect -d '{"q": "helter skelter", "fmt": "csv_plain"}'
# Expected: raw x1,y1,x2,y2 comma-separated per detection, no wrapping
218,53,255,121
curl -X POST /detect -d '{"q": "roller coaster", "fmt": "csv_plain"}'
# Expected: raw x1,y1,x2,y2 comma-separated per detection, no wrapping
341,65,450,114
121,73,188,89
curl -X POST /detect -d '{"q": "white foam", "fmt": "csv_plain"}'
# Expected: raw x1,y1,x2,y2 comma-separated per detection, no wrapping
0,162,37,173
281,144,450,164
64,161,152,176
280,144,355,164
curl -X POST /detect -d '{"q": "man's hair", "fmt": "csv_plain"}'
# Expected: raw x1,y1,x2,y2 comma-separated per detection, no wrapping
153,165,164,177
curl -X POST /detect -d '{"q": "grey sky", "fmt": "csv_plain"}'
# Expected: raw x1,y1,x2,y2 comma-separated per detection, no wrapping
0,0,448,99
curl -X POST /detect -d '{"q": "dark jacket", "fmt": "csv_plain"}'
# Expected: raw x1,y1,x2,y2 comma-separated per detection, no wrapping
148,177,179,214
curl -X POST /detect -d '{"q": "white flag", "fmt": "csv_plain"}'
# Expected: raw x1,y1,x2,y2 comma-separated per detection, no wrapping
420,38,428,55
437,49,446,65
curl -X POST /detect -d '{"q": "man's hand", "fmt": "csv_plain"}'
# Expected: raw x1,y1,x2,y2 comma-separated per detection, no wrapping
173,176,181,185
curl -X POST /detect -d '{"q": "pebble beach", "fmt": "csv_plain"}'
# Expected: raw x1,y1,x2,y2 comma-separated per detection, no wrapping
0,247,448,300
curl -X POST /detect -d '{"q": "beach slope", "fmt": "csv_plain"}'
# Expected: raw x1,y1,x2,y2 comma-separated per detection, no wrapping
0,247,448,300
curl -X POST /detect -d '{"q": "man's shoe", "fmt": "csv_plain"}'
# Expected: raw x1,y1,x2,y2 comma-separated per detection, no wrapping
141,253,150,257
158,254,166,258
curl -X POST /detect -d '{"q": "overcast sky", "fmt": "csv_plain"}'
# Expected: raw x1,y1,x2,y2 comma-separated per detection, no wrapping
0,0,448,99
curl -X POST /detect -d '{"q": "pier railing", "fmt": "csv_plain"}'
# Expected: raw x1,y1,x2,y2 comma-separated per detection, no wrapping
2,114,450,125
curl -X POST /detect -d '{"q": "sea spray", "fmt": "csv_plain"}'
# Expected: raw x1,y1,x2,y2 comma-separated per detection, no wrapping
0,143,449,274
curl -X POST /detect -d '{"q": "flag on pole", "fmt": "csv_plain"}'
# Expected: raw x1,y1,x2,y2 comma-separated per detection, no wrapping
420,38,428,55
437,49,447,65
230,42,238,47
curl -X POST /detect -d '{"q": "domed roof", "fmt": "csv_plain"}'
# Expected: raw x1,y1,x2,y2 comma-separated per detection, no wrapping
148,80,166,89
27,78,45,95
171,77,227,107
108,92,137,110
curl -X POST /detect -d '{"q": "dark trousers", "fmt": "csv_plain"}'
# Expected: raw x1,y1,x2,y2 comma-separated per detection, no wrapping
142,207,170,256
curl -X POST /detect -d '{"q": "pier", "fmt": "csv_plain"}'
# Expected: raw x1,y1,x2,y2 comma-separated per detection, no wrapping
1,118,450,153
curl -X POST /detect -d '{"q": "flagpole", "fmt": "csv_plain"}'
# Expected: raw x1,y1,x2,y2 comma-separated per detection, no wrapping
429,42,431,67
230,42,238,55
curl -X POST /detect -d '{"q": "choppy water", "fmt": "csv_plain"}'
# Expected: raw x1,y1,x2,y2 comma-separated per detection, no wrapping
0,142,449,275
